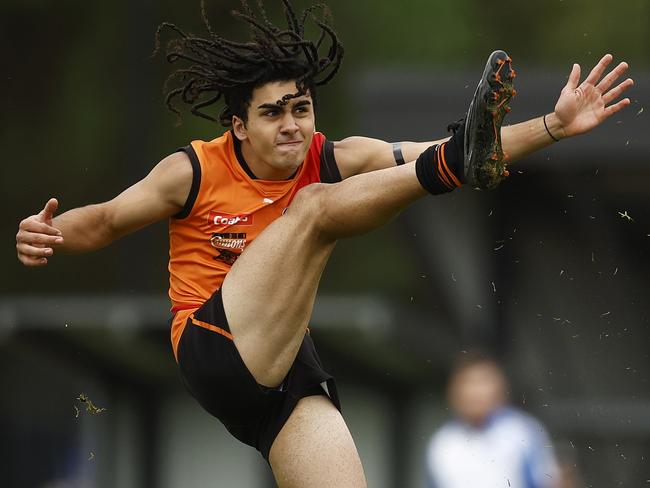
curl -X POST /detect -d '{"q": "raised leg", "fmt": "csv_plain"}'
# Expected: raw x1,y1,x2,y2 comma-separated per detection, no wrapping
221,162,426,387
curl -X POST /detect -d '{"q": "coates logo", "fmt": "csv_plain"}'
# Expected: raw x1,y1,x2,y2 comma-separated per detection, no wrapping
208,210,254,227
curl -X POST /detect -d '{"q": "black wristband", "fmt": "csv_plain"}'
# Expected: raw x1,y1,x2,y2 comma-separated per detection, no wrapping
543,114,560,142
392,142,406,166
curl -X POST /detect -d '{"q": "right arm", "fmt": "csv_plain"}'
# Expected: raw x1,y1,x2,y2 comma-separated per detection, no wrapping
16,151,193,267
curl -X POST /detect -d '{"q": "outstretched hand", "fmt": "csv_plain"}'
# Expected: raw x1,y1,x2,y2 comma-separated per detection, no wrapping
553,54,634,139
16,198,64,267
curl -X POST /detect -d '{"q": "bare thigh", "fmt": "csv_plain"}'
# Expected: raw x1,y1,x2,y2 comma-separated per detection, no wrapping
221,186,336,387
269,395,367,488
223,167,424,387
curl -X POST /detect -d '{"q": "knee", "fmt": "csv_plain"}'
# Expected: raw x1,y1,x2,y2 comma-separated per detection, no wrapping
287,183,328,219
294,182,328,203
285,183,333,235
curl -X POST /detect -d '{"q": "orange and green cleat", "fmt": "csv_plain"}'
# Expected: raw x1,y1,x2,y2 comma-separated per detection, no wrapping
449,50,516,190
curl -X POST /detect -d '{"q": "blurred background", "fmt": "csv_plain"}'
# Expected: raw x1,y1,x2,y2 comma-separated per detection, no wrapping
1,0,649,487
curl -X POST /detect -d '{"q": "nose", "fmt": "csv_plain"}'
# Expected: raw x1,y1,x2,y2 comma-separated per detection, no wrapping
279,112,299,133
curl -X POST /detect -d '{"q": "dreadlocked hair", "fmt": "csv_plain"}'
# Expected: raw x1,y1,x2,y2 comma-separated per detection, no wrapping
153,0,344,127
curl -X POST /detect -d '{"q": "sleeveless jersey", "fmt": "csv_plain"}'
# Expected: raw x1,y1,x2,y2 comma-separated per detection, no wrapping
168,130,340,357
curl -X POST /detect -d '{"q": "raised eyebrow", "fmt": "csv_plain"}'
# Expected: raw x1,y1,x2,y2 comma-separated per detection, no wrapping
257,100,312,110
257,103,282,111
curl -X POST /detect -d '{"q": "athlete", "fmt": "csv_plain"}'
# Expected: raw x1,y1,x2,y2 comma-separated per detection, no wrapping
15,1,633,487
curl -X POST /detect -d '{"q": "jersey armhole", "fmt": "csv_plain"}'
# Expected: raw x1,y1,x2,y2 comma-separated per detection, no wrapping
173,145,202,219
319,140,342,183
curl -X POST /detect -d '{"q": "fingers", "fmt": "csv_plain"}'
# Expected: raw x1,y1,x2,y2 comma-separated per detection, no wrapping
16,228,63,258
584,53,613,86
16,213,64,267
39,198,59,221
597,61,630,93
17,242,55,259
16,238,56,267
19,216,62,236
565,63,581,91
602,78,634,105
17,229,64,246
603,97,631,118
18,255,50,267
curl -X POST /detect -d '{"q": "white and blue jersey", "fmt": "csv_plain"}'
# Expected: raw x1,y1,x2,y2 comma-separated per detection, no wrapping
426,407,559,488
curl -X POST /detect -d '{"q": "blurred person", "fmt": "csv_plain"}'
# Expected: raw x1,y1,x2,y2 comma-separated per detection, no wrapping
15,1,633,486
554,442,585,488
426,352,560,488
557,462,583,488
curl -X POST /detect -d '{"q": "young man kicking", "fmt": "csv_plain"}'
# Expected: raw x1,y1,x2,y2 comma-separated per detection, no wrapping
15,1,633,486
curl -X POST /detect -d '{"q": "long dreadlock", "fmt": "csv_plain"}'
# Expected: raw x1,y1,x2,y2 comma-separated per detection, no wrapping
154,0,344,126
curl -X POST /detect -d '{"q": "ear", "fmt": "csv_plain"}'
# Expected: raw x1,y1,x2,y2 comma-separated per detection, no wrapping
232,116,247,141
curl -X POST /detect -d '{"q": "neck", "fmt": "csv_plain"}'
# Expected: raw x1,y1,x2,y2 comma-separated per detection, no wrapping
240,139,296,180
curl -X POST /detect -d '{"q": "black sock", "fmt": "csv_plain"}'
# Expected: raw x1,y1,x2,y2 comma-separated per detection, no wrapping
415,133,464,195
446,128,465,182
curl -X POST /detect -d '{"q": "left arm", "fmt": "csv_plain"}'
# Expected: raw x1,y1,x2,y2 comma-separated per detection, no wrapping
502,54,633,162
332,136,448,180
333,54,633,179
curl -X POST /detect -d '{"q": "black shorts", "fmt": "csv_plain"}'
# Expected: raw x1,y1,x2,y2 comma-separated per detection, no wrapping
176,289,341,460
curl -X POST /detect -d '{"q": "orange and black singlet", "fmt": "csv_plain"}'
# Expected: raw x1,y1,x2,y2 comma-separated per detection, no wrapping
168,130,341,358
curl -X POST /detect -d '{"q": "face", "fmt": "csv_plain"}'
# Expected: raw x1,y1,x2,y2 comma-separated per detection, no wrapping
448,361,507,427
232,80,316,180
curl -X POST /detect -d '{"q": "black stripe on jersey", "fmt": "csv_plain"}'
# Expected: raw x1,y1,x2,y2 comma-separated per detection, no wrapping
232,133,259,180
320,140,342,183
174,145,202,219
